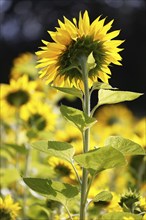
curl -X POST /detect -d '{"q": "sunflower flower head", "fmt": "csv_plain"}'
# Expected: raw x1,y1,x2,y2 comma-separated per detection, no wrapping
36,11,123,88
0,195,21,220
10,52,38,80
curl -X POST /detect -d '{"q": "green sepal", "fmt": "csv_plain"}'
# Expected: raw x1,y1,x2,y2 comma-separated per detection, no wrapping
74,146,127,175
51,86,83,100
31,141,75,163
23,178,79,206
105,136,145,156
87,52,96,71
98,89,143,107
60,105,97,132
102,212,142,220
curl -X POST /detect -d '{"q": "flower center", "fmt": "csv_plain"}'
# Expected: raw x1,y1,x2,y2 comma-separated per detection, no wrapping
55,164,71,176
58,36,105,80
28,113,47,131
0,209,11,220
107,116,120,126
6,90,30,107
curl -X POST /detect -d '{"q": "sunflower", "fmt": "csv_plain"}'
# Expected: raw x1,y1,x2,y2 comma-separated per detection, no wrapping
0,195,21,220
36,11,123,88
0,75,41,111
48,156,81,183
10,52,38,80
20,100,57,132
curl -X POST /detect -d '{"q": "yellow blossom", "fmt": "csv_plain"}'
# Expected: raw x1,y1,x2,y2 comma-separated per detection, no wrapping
36,11,123,88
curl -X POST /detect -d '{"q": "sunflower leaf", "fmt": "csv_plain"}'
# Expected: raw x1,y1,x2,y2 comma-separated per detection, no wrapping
74,146,127,175
92,191,113,203
23,178,79,206
31,141,75,163
60,105,97,132
92,82,117,91
51,86,83,100
102,212,142,220
105,136,145,156
98,89,143,107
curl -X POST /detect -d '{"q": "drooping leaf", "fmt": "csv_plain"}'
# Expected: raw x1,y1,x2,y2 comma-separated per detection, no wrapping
74,146,127,175
105,136,145,156
60,105,97,132
102,212,142,220
92,191,113,202
31,141,75,163
92,82,117,91
98,89,143,107
23,178,79,206
51,86,83,100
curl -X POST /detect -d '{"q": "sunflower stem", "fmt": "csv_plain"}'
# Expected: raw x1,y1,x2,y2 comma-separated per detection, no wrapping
71,161,82,185
80,56,90,220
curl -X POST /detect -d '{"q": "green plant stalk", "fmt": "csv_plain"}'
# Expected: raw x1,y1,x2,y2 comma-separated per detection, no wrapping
22,143,31,217
80,56,90,220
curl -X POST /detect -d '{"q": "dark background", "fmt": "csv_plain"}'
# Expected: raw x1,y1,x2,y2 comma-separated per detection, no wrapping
1,0,146,116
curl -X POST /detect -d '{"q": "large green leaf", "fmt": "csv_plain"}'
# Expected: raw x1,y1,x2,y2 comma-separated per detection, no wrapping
98,89,143,106
60,105,97,132
74,147,127,175
51,86,83,100
23,178,79,206
102,212,142,220
105,136,145,156
31,141,75,163
92,191,113,202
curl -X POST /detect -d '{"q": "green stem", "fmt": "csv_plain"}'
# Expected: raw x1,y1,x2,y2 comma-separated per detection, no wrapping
84,175,95,208
64,205,73,220
71,161,82,184
22,143,31,217
90,103,99,117
80,56,90,220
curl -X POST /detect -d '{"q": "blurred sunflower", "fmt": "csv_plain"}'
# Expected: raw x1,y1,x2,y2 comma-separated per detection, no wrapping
0,75,40,111
94,104,135,140
10,52,38,80
55,123,83,154
48,156,81,183
0,195,21,220
132,117,146,148
20,101,57,132
36,11,123,88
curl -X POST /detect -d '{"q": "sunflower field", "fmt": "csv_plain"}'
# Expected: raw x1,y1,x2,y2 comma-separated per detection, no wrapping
0,11,146,220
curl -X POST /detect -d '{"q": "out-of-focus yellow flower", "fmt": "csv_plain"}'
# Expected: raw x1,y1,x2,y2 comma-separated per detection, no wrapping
48,156,81,183
94,104,134,130
105,192,122,212
10,52,38,80
36,11,123,88
0,75,38,110
55,123,82,154
0,195,21,220
132,117,146,148
140,197,146,211
20,101,57,132
123,217,134,220
92,104,135,146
